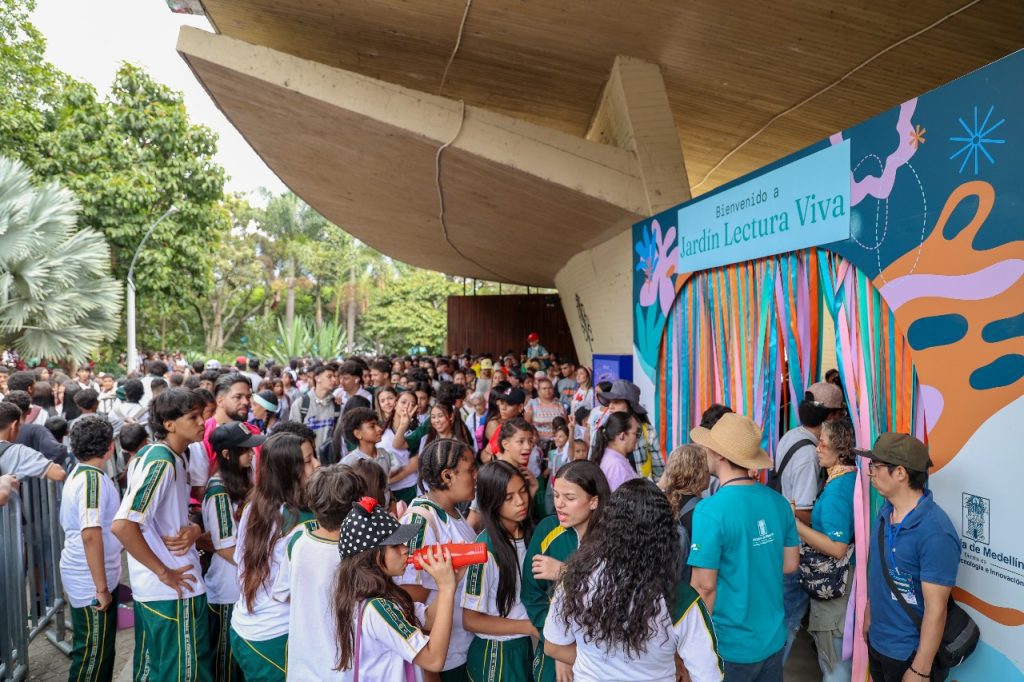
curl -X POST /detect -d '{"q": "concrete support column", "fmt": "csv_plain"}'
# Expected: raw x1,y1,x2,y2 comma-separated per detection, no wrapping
557,56,691,366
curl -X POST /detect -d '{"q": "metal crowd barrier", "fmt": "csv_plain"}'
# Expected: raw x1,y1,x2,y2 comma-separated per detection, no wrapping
0,491,28,682
1,478,71,682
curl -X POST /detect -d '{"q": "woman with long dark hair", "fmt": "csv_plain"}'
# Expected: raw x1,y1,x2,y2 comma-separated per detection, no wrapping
421,401,474,454
523,460,610,682
462,461,537,681
333,497,457,678
544,479,723,681
230,432,319,680
204,423,263,682
589,411,639,492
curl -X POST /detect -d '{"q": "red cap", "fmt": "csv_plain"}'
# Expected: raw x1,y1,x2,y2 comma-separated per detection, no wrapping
527,332,539,343
235,355,247,364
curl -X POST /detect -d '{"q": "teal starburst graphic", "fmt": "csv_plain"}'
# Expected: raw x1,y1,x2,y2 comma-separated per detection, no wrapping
949,105,1005,175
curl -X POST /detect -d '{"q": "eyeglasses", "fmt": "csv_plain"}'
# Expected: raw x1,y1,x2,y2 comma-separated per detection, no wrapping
867,462,897,474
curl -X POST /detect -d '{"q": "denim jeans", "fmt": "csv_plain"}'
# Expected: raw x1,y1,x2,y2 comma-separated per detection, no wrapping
723,648,785,682
782,571,809,662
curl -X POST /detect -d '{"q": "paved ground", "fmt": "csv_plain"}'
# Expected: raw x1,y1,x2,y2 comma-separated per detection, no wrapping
28,616,823,681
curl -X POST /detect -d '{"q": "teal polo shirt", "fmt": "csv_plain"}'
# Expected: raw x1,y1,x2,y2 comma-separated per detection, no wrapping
811,472,856,543
688,483,798,663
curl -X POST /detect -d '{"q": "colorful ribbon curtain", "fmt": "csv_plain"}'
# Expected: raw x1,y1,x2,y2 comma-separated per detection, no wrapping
657,247,923,681
657,249,825,455
817,251,924,682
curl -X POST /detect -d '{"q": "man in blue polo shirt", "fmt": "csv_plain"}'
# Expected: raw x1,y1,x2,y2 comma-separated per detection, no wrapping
861,433,960,682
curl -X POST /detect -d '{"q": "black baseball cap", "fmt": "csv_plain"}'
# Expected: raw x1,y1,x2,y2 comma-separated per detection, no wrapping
497,387,526,406
210,422,267,452
339,497,420,558
855,432,932,473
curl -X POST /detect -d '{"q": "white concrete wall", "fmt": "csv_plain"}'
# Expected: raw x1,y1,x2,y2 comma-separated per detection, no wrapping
554,228,634,367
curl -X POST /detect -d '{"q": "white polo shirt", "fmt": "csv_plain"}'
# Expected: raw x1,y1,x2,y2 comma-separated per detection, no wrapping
543,573,724,682
201,476,239,605
397,498,475,670
284,528,342,680
339,599,428,681
461,535,529,642
59,463,123,608
231,505,312,641
114,443,206,602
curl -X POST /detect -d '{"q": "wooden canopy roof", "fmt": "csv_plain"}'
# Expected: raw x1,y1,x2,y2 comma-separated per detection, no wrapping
179,0,1023,285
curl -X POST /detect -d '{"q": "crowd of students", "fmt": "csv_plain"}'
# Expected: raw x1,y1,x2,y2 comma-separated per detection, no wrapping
0,343,962,682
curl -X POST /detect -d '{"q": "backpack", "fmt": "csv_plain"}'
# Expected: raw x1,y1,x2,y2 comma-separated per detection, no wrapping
677,495,702,585
298,393,341,423
766,438,815,494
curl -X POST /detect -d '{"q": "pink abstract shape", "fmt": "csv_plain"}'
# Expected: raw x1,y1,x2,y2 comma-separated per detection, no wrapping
833,98,918,206
878,259,1024,311
639,220,680,316
919,383,944,434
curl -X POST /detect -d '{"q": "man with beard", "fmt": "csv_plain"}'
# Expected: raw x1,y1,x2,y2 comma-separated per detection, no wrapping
191,374,257,498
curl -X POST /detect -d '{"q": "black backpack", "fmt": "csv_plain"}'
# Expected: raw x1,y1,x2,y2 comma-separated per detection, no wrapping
767,438,815,494
677,495,702,585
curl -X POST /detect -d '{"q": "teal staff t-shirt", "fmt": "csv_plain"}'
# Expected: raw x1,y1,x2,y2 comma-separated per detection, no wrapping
688,483,798,663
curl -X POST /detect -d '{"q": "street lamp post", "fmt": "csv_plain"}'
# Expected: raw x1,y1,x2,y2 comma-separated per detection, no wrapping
127,206,177,373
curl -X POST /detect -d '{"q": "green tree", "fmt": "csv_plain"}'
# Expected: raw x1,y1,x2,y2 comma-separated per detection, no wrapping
0,156,121,362
191,196,267,354
28,65,229,304
0,0,66,169
360,267,459,354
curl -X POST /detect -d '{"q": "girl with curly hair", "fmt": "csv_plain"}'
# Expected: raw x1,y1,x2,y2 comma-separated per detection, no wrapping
543,479,723,681
522,460,610,682
659,443,711,584
462,461,537,681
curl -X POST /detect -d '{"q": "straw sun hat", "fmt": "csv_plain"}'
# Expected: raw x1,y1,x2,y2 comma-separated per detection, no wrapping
690,412,772,470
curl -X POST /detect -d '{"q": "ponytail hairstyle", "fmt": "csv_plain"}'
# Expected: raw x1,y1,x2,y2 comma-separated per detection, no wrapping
554,460,611,532
497,416,533,454
333,546,416,670
475,461,534,616
590,411,636,465
240,432,308,610
418,438,474,495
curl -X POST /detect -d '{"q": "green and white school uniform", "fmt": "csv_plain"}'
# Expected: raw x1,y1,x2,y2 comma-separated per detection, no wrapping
543,577,724,682
115,443,211,682
284,527,342,680
202,477,242,682
398,498,475,681
521,516,579,682
462,530,533,682
340,598,430,681
60,463,123,682
230,506,314,681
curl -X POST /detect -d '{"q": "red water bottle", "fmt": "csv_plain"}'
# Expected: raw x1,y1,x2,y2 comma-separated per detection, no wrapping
406,542,488,570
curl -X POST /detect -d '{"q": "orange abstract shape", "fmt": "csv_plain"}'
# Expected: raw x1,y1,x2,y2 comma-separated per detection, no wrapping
909,124,926,149
877,181,1024,471
952,587,1024,626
